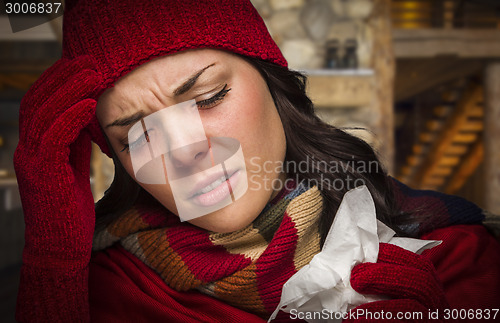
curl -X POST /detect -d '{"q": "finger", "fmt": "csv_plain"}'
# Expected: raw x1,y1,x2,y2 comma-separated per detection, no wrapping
69,130,93,176
20,69,102,144
41,99,98,149
377,243,443,293
350,262,448,310
22,56,98,108
377,243,436,273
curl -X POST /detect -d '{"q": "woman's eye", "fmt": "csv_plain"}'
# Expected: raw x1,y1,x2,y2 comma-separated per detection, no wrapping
119,85,231,154
196,84,231,109
121,129,153,153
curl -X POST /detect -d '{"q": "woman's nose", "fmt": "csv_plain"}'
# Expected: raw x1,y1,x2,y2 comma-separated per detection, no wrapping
168,140,209,168
147,99,209,169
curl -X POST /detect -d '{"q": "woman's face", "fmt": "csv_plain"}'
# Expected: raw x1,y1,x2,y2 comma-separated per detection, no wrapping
96,49,287,232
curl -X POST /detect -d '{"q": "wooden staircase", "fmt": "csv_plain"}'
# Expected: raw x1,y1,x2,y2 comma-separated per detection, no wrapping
397,82,484,193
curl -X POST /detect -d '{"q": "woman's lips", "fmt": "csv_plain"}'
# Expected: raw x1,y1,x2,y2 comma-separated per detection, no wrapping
189,169,241,207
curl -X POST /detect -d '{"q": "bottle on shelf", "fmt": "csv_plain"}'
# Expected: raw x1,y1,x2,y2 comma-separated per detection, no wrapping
342,38,358,69
325,39,341,69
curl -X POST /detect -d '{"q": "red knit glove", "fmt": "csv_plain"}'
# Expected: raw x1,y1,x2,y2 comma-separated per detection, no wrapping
14,56,104,322
344,243,449,323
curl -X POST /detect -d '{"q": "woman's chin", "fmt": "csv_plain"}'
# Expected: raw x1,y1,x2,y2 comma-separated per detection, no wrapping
186,204,260,233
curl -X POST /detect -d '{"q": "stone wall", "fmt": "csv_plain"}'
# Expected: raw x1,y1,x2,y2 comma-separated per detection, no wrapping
252,0,374,69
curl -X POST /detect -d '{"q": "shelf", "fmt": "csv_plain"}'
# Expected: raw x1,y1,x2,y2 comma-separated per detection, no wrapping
0,176,17,187
304,69,376,108
300,68,374,76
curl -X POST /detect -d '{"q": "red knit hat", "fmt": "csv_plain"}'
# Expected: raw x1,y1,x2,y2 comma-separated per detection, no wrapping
62,0,287,89
62,0,287,155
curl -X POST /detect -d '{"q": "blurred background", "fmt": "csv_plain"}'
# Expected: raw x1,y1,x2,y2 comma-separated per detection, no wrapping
1,0,500,321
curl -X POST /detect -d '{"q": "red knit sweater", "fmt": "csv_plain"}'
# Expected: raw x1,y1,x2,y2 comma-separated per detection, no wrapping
88,224,500,322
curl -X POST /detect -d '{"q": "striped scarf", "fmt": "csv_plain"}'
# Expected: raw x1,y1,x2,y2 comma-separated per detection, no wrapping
92,178,490,319
93,181,323,318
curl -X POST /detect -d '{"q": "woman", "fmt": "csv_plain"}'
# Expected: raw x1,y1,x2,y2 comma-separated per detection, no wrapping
14,0,500,322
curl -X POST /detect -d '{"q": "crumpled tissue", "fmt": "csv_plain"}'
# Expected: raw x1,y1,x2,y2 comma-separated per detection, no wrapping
269,185,441,322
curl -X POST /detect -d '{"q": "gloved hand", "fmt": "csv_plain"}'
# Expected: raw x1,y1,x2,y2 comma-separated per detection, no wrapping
344,243,449,322
14,56,104,322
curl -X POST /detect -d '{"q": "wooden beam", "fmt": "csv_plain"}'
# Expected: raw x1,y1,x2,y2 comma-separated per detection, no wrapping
395,58,483,101
461,120,483,132
393,29,500,58
437,155,461,167
369,0,396,173
446,144,469,155
483,62,500,214
433,166,454,176
444,139,484,194
453,132,478,144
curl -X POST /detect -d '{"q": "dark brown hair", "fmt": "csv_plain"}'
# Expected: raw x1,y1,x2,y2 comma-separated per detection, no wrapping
96,56,411,245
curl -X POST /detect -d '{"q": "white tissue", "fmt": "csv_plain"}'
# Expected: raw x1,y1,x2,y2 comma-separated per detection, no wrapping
269,185,441,322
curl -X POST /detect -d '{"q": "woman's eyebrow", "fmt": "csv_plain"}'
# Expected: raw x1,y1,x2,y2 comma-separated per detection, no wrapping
106,111,145,128
173,63,216,96
106,63,216,129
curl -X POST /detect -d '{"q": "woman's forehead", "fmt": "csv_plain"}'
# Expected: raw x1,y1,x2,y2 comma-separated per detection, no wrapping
115,49,234,85
96,49,241,120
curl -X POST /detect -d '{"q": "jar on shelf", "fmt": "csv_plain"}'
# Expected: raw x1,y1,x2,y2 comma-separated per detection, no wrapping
325,39,341,69
342,38,358,69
